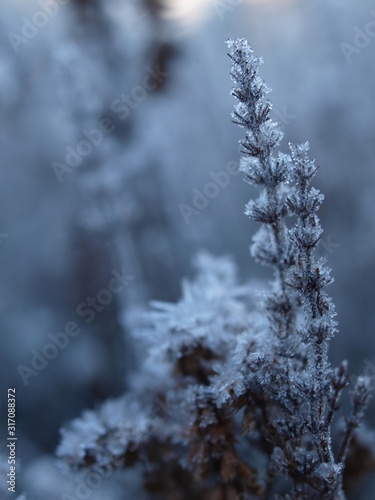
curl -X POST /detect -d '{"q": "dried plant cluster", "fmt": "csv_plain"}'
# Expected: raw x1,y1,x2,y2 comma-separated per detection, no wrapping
57,39,374,499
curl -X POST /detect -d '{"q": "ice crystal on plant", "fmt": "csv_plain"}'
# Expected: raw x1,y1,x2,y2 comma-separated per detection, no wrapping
142,251,255,373
56,38,374,500
225,37,372,499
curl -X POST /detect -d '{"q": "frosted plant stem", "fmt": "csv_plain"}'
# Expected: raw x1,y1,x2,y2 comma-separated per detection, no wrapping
227,39,296,340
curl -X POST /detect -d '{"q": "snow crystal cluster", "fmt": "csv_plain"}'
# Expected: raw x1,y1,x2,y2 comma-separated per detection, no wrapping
56,38,374,499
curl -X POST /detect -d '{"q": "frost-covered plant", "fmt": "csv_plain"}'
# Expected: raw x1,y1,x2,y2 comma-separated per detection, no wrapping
221,38,372,498
57,39,375,499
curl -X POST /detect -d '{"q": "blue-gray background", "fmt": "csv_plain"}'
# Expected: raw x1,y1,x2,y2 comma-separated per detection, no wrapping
1,0,375,498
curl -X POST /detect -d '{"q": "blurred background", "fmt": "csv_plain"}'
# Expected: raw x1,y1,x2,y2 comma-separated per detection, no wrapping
1,0,375,497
